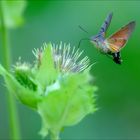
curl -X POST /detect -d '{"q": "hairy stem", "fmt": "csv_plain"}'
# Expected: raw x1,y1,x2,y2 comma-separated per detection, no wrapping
0,2,21,139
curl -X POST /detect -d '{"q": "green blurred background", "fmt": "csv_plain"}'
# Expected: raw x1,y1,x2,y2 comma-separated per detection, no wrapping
0,1,140,139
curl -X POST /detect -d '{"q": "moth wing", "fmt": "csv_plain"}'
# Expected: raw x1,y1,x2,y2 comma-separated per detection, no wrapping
107,21,135,52
99,12,113,36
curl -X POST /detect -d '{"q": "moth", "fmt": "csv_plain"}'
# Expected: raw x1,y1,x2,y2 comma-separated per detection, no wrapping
90,12,136,64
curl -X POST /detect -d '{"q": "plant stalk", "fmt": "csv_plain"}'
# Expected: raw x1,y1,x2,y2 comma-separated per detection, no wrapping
0,2,21,139
50,131,60,140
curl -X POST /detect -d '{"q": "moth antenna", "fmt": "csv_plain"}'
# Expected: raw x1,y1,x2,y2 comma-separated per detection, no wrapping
78,25,89,34
78,38,90,48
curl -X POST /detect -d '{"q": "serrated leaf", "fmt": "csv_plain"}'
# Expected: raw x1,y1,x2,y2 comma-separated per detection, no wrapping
0,65,42,109
38,72,97,137
36,43,58,89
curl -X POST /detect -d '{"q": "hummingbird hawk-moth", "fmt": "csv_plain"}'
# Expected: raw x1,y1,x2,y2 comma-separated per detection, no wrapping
90,12,135,64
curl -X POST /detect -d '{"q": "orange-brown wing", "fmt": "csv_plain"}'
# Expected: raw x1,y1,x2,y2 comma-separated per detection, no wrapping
107,21,135,52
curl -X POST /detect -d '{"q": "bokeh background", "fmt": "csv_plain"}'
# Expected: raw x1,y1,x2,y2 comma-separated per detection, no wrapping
0,1,140,139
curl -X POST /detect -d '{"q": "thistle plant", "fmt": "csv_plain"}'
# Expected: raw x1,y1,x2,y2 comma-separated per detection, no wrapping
0,42,97,140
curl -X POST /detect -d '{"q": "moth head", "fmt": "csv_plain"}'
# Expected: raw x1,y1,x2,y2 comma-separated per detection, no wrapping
90,35,100,45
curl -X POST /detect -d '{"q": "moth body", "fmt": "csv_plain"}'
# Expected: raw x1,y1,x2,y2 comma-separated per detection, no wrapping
91,35,110,53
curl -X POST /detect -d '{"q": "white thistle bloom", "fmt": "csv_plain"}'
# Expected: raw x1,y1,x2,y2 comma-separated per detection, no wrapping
14,59,31,71
32,42,90,73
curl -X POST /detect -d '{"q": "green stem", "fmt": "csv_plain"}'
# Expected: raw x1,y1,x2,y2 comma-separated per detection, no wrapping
50,131,60,140
0,2,21,139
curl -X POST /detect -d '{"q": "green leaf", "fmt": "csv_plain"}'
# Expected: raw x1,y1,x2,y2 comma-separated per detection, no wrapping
35,43,58,90
0,64,42,109
0,0,27,28
38,72,97,137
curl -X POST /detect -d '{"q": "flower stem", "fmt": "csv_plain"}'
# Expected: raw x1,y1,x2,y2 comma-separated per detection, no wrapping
0,2,21,139
50,131,60,140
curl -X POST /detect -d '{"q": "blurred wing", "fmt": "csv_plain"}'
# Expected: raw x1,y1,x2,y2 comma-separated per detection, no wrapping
99,12,113,36
107,21,136,52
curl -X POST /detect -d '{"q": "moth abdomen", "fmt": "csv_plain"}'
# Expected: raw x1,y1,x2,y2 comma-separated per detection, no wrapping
112,52,122,64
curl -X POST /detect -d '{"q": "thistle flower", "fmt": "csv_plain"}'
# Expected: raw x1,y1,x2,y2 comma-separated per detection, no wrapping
32,42,90,73
0,42,97,140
